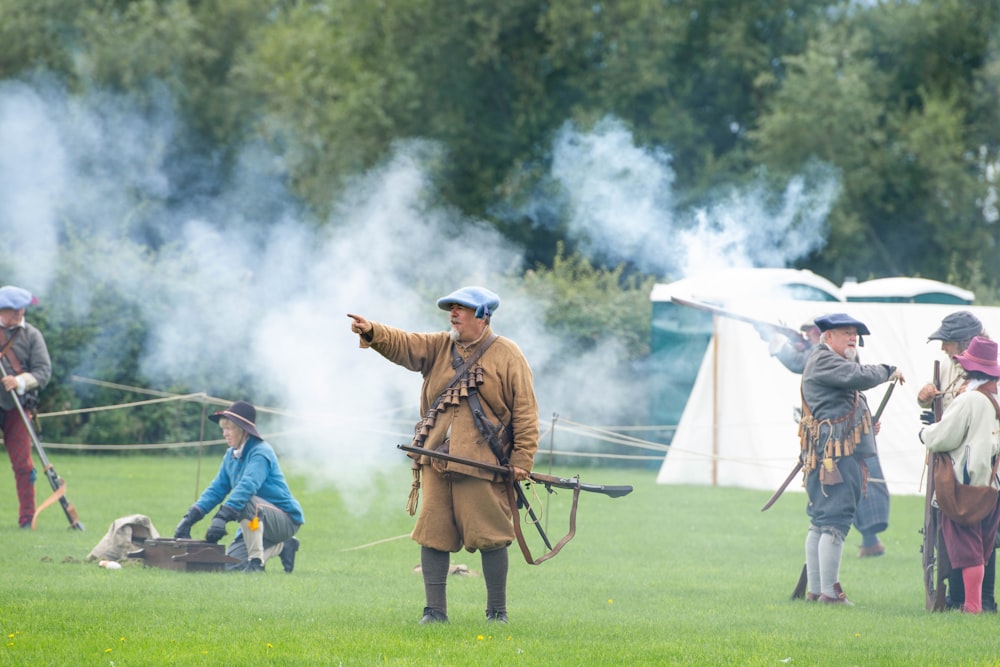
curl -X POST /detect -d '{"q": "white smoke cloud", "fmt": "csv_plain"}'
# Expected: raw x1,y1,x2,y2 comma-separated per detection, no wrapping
0,80,838,512
548,116,837,278
0,81,65,292
0,79,532,511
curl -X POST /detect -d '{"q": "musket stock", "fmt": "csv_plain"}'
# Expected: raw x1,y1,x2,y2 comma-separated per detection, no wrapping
396,444,633,497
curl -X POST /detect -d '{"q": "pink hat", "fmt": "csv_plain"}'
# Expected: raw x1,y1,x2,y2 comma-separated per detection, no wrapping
955,336,1000,377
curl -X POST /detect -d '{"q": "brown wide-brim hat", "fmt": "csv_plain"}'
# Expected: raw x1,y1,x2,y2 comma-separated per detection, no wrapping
208,400,261,439
955,336,1000,377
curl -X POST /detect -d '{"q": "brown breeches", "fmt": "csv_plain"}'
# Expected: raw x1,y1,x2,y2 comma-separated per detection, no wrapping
411,466,514,553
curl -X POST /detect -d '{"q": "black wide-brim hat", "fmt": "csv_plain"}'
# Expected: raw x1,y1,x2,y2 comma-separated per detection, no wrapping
208,400,261,439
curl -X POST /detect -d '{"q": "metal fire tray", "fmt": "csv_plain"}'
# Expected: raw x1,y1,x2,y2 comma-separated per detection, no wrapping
128,538,241,572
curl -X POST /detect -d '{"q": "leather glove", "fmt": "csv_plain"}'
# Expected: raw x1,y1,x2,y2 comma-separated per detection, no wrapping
920,410,936,426
204,504,239,543
173,504,205,539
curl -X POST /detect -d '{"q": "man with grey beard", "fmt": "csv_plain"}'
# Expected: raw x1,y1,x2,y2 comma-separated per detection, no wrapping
798,313,903,604
348,286,539,624
763,318,892,559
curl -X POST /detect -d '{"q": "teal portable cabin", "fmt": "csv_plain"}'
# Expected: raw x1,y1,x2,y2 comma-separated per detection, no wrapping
841,277,974,305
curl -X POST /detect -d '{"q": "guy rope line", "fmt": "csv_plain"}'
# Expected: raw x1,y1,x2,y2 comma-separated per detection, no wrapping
38,392,210,419
553,420,671,452
47,377,773,469
69,375,414,423
339,534,411,552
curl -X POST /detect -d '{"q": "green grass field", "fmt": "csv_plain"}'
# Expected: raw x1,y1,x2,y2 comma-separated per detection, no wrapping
0,454,997,666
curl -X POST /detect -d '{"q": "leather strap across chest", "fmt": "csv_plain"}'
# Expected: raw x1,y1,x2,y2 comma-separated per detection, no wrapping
0,327,24,375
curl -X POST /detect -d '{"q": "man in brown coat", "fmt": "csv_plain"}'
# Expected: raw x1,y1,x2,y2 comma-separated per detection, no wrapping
349,286,539,624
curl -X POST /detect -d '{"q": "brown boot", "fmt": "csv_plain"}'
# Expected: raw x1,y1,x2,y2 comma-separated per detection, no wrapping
857,543,885,558
819,582,853,606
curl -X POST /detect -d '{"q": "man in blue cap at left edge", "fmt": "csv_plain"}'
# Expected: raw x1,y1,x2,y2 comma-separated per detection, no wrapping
0,286,51,528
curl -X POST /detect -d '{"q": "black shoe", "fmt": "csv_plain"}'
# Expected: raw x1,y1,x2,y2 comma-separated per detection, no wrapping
280,537,299,573
419,607,448,624
246,558,265,573
486,609,508,623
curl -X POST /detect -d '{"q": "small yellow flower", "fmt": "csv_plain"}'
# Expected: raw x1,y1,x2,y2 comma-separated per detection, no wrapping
267,643,273,650
608,599,614,604
477,635,484,641
104,648,113,653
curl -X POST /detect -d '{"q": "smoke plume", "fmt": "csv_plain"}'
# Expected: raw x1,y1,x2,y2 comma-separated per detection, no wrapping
0,81,838,507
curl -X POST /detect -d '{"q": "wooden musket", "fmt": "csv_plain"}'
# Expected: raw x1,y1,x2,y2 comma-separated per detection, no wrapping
397,444,632,564
670,296,807,345
0,361,83,530
922,360,948,611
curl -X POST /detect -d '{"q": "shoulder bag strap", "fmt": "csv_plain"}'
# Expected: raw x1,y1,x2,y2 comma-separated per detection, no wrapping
977,389,1000,483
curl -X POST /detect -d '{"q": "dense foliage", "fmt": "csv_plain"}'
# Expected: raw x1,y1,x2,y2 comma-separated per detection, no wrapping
4,0,998,284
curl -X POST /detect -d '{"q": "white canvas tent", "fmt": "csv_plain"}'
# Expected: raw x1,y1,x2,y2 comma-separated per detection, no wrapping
656,301,1000,497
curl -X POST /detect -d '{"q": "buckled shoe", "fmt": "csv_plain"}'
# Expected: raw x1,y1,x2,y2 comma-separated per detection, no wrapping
818,582,852,605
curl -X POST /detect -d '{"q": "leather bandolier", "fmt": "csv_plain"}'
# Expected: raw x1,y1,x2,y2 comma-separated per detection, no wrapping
411,366,486,449
404,335,497,515
799,390,872,487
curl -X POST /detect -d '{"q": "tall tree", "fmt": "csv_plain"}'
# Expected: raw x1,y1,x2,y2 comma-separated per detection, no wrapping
241,0,560,221
750,2,1000,288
